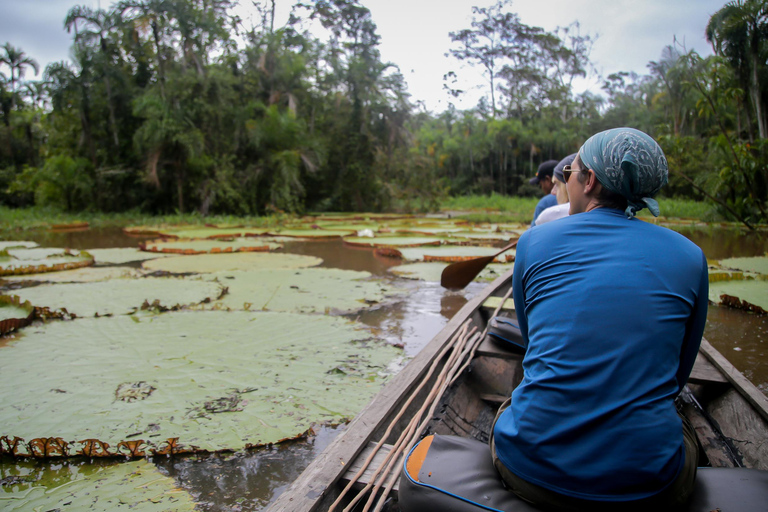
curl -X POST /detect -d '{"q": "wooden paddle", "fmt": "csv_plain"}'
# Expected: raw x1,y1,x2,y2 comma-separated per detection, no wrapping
440,239,519,289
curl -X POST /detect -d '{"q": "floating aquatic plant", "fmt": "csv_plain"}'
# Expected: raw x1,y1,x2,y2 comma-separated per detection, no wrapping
0,311,400,456
383,245,514,263
142,252,322,273
141,237,282,255
0,295,35,335
0,248,94,276
87,247,174,265
11,277,224,317
0,459,196,511
205,268,399,313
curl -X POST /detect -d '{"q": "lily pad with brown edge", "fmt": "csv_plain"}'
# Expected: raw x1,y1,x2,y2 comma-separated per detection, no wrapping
204,268,400,314
142,252,322,274
718,256,768,276
0,459,197,511
709,279,768,314
265,228,356,238
342,236,443,248
390,246,515,263
141,237,282,255
0,311,400,455
2,266,145,283
0,295,35,335
87,247,175,265
0,249,93,276
156,226,270,239
388,262,512,283
11,277,224,317
0,241,38,251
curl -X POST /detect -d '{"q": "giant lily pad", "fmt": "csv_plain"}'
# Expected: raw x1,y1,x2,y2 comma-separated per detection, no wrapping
266,229,355,238
0,460,196,511
11,277,223,317
389,262,512,283
389,246,514,263
0,295,34,335
88,248,174,265
0,248,93,276
0,311,399,454
2,266,144,283
141,238,282,254
206,268,397,313
709,279,768,314
142,252,322,273
343,236,443,248
155,226,269,239
719,256,768,276
0,241,38,251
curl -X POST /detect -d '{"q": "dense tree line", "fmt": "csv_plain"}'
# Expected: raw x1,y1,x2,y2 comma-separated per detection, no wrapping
1,0,766,226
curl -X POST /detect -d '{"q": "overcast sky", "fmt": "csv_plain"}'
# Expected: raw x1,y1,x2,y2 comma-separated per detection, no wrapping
1,0,728,112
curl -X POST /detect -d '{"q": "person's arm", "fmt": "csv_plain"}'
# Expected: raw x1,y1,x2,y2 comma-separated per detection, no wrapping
512,233,530,349
676,251,709,392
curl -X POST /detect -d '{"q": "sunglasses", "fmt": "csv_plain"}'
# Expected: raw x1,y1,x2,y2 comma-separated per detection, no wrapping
563,165,587,183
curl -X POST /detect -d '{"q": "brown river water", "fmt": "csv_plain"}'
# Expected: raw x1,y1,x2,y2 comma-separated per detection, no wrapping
1,224,766,511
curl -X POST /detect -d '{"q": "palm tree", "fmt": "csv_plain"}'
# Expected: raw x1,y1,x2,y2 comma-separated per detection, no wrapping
706,0,768,139
0,43,39,109
65,6,123,147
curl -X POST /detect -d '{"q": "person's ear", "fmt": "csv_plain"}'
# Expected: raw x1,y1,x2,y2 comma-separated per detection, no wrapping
583,170,600,195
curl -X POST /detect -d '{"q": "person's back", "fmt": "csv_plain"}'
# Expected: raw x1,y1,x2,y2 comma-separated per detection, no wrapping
491,128,708,510
496,208,708,500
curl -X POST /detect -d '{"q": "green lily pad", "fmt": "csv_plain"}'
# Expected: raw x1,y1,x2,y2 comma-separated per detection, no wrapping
0,295,34,335
142,238,282,254
12,277,223,317
0,248,93,276
343,236,443,248
88,248,174,265
719,256,768,276
389,262,512,283
0,241,38,251
0,311,399,453
0,460,196,511
393,246,513,263
142,252,322,273
709,279,768,313
6,247,77,260
206,268,397,313
266,229,355,238
2,266,144,283
155,227,269,239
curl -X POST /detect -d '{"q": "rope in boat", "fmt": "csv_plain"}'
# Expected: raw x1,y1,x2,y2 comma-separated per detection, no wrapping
329,285,515,512
363,286,515,512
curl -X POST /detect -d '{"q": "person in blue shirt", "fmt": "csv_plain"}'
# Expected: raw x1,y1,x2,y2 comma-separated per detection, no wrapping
492,128,708,511
529,159,559,226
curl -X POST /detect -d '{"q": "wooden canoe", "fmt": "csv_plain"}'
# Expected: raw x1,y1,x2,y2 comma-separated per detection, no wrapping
267,267,768,511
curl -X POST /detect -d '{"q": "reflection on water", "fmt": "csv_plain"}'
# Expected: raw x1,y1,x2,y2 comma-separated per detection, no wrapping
673,225,768,260
154,425,344,511
1,224,767,511
704,305,768,394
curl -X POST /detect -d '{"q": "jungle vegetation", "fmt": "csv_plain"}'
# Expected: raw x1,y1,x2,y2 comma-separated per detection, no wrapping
1,0,767,228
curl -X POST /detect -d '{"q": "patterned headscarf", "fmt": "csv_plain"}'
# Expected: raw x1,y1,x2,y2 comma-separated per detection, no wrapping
578,128,668,218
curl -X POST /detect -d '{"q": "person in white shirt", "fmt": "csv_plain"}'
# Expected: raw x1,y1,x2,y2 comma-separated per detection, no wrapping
535,154,575,226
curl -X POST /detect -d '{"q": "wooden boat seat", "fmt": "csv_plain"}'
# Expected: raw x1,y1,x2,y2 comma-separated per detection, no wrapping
399,434,768,512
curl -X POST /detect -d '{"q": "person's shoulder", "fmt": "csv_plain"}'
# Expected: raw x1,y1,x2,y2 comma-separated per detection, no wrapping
635,220,705,259
537,194,557,207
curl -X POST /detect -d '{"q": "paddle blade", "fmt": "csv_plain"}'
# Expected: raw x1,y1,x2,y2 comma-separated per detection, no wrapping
440,255,496,290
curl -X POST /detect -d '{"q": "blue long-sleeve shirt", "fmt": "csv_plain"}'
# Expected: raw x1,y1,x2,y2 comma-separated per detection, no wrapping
531,194,558,226
495,207,708,501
